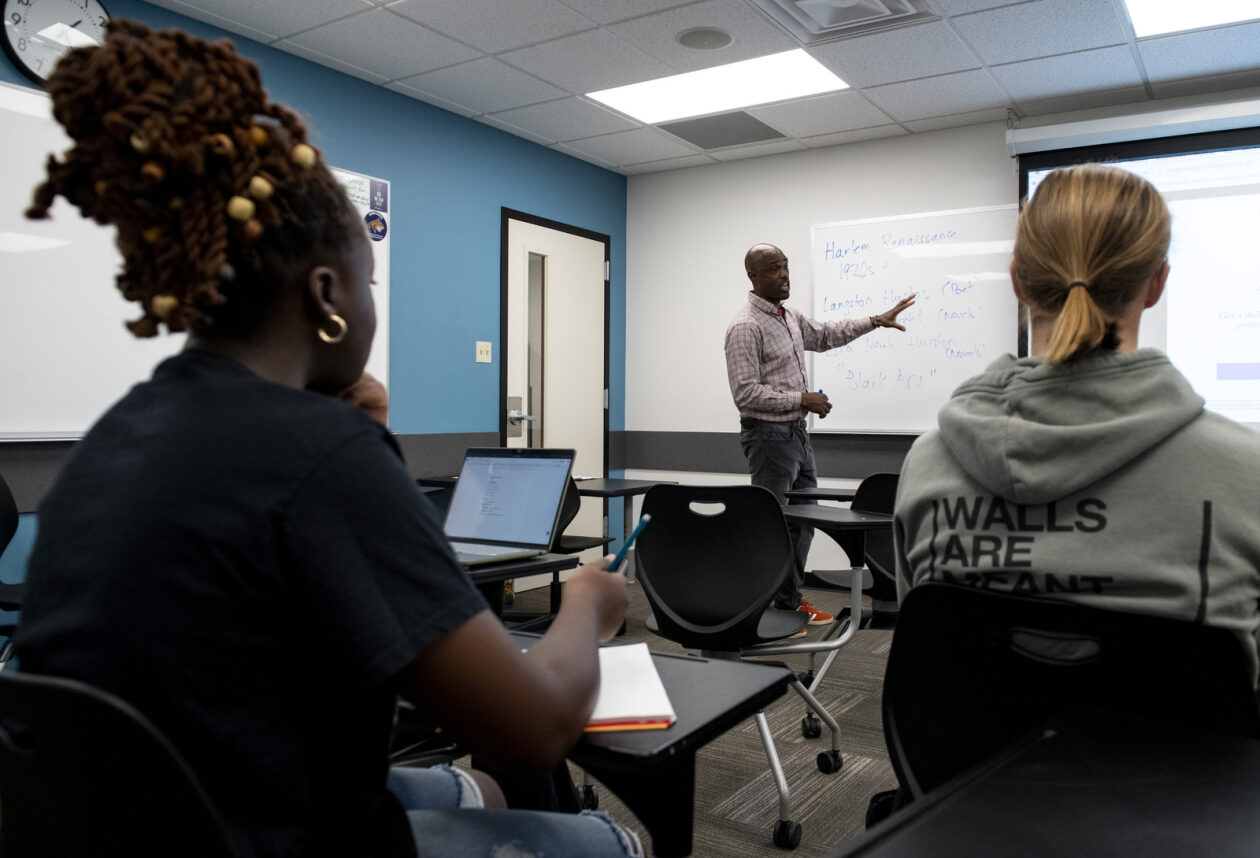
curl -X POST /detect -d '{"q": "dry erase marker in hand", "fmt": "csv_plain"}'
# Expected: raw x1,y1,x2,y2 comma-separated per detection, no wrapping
608,514,651,573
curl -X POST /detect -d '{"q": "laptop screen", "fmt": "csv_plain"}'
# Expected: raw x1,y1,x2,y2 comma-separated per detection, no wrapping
443,448,574,547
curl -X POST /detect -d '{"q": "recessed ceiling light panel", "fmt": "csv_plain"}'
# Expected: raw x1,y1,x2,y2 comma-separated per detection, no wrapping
1123,0,1259,36
587,49,848,125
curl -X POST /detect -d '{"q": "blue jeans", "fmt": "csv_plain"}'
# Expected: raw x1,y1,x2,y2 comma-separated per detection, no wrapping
739,417,818,609
388,766,641,857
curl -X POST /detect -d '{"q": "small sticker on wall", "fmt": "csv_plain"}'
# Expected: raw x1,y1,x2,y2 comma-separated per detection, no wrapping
364,211,387,241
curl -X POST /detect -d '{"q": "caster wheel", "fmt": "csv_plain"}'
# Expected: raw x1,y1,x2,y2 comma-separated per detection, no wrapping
817,749,843,774
580,784,599,810
801,714,821,739
773,820,802,850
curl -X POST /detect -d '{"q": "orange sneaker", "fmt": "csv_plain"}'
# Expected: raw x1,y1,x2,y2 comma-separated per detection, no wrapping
798,599,833,625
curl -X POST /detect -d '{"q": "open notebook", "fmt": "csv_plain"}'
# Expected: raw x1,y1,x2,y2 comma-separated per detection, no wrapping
586,643,677,732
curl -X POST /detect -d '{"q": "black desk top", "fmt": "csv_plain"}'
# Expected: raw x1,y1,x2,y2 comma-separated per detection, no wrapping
784,487,856,502
512,632,792,770
464,553,578,585
830,708,1260,858
574,478,676,498
782,505,893,530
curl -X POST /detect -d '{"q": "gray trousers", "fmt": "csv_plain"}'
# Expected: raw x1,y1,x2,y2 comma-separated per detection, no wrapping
739,417,818,609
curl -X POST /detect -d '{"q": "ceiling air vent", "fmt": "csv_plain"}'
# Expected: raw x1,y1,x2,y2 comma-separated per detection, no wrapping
747,0,939,45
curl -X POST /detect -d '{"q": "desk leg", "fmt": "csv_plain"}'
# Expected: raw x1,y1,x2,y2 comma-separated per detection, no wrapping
623,497,637,583
580,756,696,858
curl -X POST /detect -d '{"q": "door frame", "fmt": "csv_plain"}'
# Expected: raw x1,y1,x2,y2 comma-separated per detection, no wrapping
499,207,610,477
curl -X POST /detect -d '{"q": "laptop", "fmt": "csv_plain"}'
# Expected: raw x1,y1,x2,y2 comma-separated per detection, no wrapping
443,447,575,566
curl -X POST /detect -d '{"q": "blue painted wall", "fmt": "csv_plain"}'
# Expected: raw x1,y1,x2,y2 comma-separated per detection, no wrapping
0,0,628,437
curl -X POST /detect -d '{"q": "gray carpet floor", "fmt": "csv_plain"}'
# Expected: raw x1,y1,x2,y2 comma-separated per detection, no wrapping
508,578,898,858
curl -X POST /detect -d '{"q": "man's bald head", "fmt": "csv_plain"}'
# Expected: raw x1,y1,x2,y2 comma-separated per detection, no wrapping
744,243,791,304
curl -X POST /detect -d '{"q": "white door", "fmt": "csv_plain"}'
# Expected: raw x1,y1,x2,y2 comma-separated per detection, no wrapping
504,215,608,566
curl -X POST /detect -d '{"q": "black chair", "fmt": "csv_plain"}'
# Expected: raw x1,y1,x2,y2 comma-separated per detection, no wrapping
553,477,614,556
0,474,22,665
0,671,242,857
882,582,1260,803
807,473,899,628
636,483,849,850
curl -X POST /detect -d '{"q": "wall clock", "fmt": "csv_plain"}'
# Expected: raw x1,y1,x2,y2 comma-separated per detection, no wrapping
2,0,110,85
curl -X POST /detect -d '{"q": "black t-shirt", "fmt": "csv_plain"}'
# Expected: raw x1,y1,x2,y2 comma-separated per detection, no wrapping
15,350,487,858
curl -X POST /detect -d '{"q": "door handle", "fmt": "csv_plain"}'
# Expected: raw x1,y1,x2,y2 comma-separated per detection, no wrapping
507,409,535,426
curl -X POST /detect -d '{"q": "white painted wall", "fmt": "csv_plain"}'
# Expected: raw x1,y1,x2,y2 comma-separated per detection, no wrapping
625,120,1019,434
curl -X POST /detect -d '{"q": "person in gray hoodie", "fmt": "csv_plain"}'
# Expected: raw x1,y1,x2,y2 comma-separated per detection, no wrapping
893,163,1260,682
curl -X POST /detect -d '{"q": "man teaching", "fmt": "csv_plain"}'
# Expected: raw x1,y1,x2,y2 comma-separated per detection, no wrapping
724,243,915,625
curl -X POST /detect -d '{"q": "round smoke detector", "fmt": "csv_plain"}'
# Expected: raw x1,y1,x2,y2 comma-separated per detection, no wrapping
676,27,733,49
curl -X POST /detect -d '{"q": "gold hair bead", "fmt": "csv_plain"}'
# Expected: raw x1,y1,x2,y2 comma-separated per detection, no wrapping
151,294,179,320
142,226,162,244
129,133,151,154
94,180,108,196
291,143,316,168
247,175,273,200
208,133,235,157
227,195,255,222
242,218,264,239
140,161,165,182
248,125,269,147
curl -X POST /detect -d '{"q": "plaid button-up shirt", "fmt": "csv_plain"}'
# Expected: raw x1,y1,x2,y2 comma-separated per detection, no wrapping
725,292,872,421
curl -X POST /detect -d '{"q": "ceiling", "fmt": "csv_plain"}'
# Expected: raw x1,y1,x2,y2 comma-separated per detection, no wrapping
143,0,1260,175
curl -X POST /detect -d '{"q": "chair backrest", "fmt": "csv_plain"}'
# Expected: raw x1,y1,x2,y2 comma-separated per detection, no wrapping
0,671,241,857
850,473,898,583
883,583,1260,798
636,484,793,651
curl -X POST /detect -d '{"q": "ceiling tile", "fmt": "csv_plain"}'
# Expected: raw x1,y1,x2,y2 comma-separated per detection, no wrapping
808,21,981,88
748,90,894,136
387,0,596,53
800,125,908,149
951,0,1129,66
608,0,799,72
707,138,808,161
561,127,697,165
550,144,618,169
990,46,1144,102
558,0,700,26
1019,86,1151,118
501,29,674,92
275,41,390,85
1137,23,1260,83
384,82,479,117
622,154,718,174
394,58,567,115
486,97,640,142
902,106,1010,132
282,8,479,80
143,0,371,42
1151,70,1260,100
863,69,1010,121
473,114,557,146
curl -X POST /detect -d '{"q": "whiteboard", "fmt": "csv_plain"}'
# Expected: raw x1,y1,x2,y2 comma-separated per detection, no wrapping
0,82,389,440
809,204,1018,434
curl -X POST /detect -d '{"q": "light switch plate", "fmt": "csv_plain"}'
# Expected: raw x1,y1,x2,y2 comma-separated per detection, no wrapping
475,341,492,363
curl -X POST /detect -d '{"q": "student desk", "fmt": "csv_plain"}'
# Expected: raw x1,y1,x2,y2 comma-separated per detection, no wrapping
467,553,579,630
514,632,794,858
827,707,1260,858
575,478,676,584
784,487,856,503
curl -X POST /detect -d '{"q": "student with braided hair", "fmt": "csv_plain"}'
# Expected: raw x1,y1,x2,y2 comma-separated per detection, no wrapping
893,163,1260,682
13,20,641,858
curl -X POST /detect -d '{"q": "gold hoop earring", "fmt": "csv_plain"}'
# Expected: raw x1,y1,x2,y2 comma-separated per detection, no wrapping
318,314,348,344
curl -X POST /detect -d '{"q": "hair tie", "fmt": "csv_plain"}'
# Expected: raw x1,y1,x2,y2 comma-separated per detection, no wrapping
1068,281,1089,291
